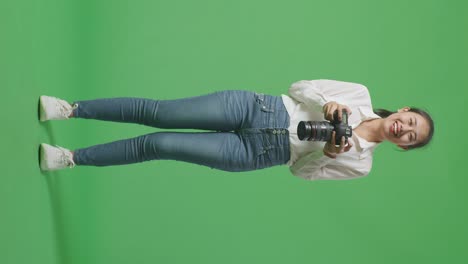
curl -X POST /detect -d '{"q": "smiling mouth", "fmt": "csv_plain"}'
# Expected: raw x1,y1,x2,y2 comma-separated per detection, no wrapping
391,121,399,137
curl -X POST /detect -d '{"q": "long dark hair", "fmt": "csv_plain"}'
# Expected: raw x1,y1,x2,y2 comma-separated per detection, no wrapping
373,107,434,150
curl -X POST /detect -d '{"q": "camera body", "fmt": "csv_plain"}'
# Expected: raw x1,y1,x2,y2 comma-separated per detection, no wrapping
297,109,352,146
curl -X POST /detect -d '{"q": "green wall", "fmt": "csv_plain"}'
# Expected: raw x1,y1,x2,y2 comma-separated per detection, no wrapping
1,0,466,263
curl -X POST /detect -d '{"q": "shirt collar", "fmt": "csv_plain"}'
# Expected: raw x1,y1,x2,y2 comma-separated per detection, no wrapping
350,106,382,160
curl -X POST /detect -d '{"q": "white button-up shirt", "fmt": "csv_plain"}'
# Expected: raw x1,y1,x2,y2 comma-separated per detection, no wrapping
280,79,383,181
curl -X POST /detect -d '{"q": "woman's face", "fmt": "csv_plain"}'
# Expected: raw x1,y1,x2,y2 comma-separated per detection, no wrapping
382,107,430,149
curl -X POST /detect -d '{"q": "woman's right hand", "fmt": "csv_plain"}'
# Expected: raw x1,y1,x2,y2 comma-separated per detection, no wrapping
323,131,353,159
322,101,352,122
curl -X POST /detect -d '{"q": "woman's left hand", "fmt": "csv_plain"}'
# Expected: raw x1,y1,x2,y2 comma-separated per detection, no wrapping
323,131,353,159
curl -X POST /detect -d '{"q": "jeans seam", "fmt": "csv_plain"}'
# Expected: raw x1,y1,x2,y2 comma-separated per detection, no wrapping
152,100,160,124
215,91,229,130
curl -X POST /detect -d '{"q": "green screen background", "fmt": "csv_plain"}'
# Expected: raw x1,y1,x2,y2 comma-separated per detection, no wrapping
1,0,466,263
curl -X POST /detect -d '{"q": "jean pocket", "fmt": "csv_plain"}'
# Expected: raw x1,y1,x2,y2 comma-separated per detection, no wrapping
255,145,275,156
254,92,275,113
253,144,275,169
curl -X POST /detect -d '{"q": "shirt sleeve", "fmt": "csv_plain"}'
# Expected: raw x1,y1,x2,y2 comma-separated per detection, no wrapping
289,151,372,181
288,79,370,113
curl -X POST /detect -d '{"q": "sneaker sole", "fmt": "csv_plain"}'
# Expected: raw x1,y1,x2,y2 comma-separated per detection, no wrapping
39,96,47,122
39,143,47,170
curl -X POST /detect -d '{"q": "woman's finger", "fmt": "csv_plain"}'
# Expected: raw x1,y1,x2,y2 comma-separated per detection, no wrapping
323,149,336,159
329,104,338,121
326,104,336,121
331,131,336,146
337,106,343,121
332,106,340,121
323,104,331,120
344,140,353,152
338,136,346,153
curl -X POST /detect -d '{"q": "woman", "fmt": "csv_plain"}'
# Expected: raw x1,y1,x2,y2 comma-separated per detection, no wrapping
38,79,434,181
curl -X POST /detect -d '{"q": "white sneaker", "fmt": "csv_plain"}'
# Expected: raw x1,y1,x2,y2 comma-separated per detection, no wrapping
39,95,78,122
40,143,76,171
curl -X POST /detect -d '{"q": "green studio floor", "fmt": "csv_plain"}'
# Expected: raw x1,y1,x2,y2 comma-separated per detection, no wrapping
1,1,467,264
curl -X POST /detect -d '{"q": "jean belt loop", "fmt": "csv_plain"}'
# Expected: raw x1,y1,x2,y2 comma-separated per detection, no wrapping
256,92,265,102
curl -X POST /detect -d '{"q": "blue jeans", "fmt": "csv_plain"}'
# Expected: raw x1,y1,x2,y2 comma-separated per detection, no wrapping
71,90,291,172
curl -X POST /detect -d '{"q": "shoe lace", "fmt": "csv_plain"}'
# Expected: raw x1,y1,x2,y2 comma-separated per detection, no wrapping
56,101,78,119
55,145,76,168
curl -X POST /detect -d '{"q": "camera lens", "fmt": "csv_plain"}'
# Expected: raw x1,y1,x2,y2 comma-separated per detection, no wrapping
298,121,334,141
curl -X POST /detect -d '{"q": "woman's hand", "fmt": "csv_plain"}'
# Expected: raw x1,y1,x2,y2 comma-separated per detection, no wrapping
323,131,353,159
322,101,352,122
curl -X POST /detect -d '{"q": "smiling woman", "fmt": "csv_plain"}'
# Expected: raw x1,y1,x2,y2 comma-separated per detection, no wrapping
371,107,434,150
37,79,435,182
282,79,436,181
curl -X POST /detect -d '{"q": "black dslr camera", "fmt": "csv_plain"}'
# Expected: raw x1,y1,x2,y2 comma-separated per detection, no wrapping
297,109,352,146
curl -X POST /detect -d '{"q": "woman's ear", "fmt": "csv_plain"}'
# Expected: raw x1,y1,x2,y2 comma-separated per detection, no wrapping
397,106,411,113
